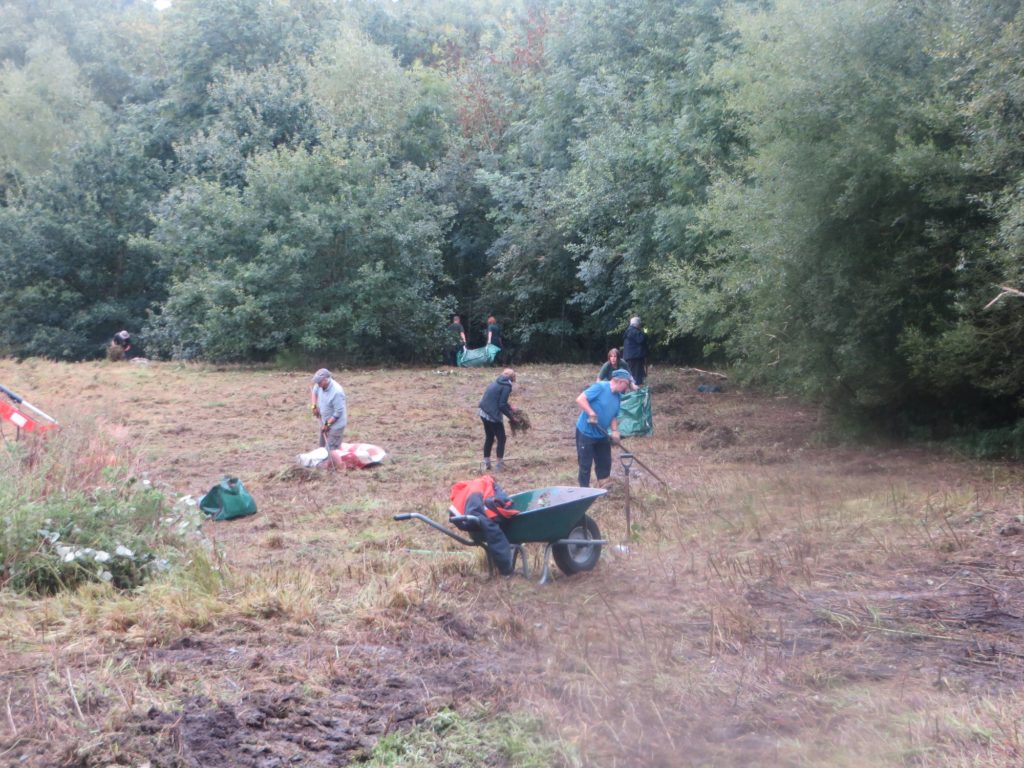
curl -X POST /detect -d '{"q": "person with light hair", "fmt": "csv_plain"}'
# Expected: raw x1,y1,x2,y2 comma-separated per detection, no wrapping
622,316,648,386
310,368,347,451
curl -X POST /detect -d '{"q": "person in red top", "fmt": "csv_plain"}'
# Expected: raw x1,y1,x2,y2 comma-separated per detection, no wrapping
449,475,517,575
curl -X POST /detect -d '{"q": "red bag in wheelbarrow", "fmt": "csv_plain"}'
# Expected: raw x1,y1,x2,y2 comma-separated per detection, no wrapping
199,477,257,521
449,475,518,575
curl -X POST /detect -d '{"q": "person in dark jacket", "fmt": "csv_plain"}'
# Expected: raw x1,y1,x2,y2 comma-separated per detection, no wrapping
622,316,648,386
478,368,516,471
445,314,467,367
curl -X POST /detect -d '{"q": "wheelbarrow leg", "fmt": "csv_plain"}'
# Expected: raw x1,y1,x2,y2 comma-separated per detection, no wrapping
538,543,555,585
511,544,528,578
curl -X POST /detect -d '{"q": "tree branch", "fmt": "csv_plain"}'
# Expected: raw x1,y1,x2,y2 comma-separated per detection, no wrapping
984,286,1024,310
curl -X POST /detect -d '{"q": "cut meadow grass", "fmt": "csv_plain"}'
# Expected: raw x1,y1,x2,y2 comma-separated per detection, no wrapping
1,361,1022,767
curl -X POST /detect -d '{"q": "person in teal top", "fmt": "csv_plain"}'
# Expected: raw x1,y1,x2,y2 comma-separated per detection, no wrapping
574,369,631,487
597,347,631,382
486,315,503,348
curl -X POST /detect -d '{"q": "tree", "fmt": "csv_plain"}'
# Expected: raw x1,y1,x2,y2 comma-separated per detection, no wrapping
0,124,169,359
685,0,988,427
0,37,109,197
143,141,453,362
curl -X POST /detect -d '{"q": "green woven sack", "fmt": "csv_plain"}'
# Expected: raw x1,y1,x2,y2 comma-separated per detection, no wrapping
457,344,501,367
618,386,652,437
199,477,258,521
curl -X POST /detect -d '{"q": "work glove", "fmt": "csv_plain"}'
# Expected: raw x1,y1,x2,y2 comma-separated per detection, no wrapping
311,404,320,417
321,419,334,434
587,414,598,424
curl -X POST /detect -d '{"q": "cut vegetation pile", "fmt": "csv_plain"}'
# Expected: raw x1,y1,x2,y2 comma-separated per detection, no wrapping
0,360,1021,767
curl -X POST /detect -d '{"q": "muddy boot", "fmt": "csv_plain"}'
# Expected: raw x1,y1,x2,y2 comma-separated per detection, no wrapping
494,459,505,472
483,458,492,471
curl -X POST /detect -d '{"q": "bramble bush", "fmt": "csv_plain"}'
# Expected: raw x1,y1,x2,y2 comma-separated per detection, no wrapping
0,423,210,595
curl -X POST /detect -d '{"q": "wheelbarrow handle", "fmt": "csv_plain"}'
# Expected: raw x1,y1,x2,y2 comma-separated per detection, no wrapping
392,511,479,547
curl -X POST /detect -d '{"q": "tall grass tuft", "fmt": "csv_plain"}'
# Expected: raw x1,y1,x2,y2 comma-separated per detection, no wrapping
1,420,210,595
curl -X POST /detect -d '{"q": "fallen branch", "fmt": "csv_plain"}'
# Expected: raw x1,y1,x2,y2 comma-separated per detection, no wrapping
678,367,729,380
984,285,1024,310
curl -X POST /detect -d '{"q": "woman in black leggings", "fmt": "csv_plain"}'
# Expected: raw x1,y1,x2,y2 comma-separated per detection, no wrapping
477,368,516,471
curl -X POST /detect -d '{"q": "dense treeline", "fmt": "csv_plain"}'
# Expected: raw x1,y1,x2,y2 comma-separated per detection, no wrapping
0,0,1020,447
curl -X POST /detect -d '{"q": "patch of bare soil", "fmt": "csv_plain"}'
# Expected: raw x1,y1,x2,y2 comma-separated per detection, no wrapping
65,608,533,768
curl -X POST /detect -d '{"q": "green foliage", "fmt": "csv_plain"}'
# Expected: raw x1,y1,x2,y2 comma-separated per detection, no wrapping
0,36,109,193
0,123,169,360
677,0,1015,430
0,428,211,595
362,708,578,768
0,0,1021,437
143,141,453,362
175,63,321,188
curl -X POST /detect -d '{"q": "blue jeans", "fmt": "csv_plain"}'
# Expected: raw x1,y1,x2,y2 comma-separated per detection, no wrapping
576,428,612,487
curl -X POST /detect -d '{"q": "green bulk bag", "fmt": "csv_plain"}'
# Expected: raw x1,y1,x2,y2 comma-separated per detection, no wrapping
199,476,258,521
457,344,501,367
618,386,653,437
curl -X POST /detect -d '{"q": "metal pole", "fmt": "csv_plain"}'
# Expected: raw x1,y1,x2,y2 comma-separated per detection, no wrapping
620,452,634,541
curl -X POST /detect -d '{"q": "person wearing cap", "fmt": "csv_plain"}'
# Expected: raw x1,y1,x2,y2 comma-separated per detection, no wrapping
478,368,517,471
310,368,347,451
109,330,135,360
574,369,631,487
622,316,648,386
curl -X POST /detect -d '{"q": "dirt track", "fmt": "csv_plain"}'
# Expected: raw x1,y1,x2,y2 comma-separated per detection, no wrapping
2,360,1023,767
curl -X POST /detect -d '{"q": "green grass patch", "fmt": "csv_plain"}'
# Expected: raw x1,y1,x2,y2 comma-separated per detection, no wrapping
360,708,579,768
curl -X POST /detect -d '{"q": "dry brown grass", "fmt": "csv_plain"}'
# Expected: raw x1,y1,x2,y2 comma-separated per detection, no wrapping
1,359,1022,766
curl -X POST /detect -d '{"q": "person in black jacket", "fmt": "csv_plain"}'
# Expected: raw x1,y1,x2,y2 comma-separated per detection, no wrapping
477,368,516,471
622,316,648,386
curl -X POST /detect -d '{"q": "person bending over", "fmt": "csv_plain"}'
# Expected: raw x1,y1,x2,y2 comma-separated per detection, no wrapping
478,368,516,471
574,369,631,487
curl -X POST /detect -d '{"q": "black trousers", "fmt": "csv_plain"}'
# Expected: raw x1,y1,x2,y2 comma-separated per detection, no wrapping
481,417,506,459
626,357,646,386
444,344,462,366
576,428,612,487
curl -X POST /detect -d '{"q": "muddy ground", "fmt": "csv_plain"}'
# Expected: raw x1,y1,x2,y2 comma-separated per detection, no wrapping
1,360,1022,767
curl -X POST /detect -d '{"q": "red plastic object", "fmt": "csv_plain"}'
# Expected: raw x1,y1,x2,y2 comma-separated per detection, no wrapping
0,400,57,434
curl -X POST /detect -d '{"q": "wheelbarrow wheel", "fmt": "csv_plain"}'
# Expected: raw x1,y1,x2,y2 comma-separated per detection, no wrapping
552,514,602,576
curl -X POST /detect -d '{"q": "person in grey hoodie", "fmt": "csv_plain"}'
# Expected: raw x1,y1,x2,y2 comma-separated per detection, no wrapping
477,368,517,471
310,368,347,451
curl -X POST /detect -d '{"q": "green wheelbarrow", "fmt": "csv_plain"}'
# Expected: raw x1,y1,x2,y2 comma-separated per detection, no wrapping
394,486,607,584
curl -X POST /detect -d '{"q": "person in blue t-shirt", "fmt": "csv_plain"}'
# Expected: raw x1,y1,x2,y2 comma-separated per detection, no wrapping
574,369,632,487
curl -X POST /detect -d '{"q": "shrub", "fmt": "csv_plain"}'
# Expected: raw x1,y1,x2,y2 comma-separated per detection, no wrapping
0,422,210,595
